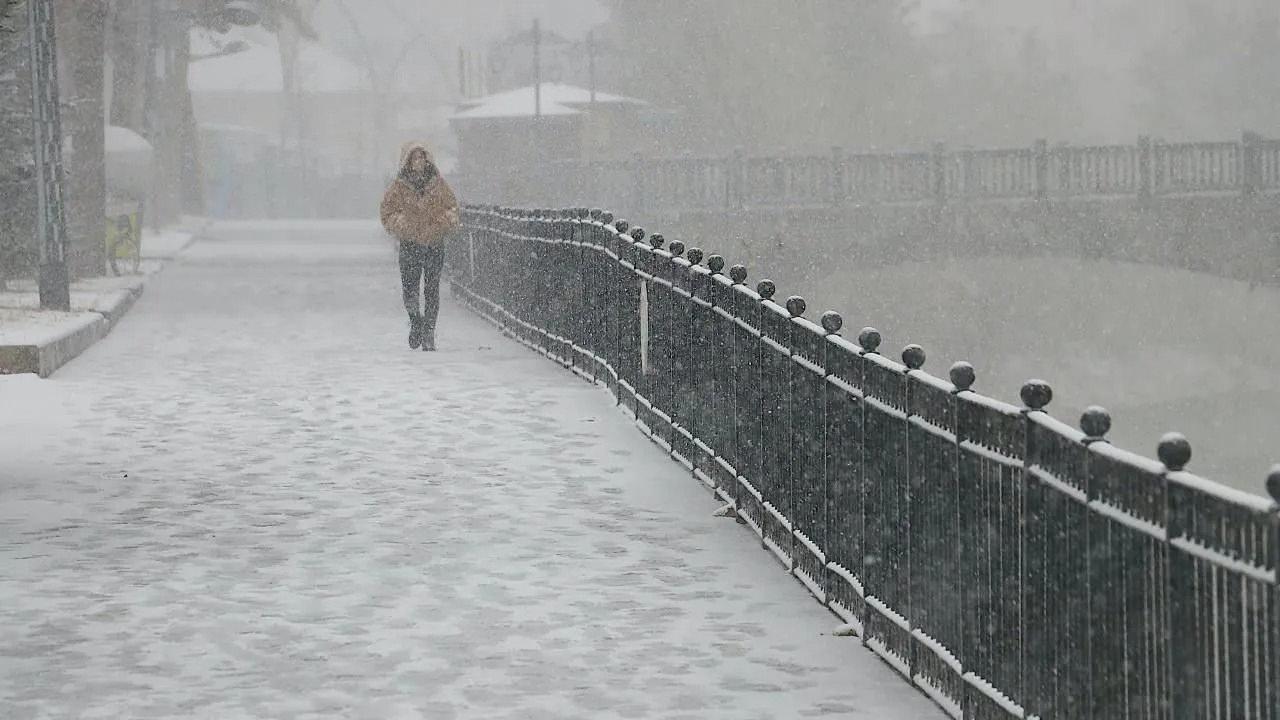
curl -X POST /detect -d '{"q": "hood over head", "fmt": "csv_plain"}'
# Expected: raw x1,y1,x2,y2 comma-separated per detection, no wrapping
398,141,436,173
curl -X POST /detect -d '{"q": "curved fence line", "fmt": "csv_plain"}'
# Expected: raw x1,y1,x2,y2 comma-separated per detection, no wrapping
447,205,1280,720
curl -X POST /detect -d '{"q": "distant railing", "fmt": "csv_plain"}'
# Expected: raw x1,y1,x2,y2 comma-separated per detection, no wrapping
448,205,1280,720
525,133,1280,212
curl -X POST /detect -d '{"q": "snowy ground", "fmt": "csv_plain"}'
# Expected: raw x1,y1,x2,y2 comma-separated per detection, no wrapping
0,221,939,719
0,228,194,348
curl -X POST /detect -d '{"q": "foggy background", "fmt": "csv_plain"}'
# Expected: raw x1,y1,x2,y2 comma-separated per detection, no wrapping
198,0,1280,494
3,0,1275,494
302,0,1279,163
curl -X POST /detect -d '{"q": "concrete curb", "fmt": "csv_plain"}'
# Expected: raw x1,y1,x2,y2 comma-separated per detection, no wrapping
96,283,145,332
0,245,163,378
0,312,109,378
0,221,209,377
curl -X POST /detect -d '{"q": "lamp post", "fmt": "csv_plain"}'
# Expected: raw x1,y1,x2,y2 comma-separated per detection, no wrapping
28,0,70,310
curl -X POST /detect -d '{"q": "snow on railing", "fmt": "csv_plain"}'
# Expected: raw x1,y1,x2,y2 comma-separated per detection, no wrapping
448,205,1280,720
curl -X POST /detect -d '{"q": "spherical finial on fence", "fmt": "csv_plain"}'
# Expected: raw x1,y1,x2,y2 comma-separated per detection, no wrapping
669,240,685,257
707,255,725,274
757,279,776,300
687,248,704,265
650,233,665,249
1158,432,1192,472
1266,465,1280,506
630,227,646,242
785,296,807,317
1080,406,1112,441
821,311,843,335
614,219,630,234
902,344,926,370
1020,379,1053,410
599,211,613,224
590,208,602,220
730,265,748,284
858,327,881,353
949,362,976,391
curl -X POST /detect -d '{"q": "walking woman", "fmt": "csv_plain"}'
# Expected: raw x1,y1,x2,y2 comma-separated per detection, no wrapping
380,142,459,351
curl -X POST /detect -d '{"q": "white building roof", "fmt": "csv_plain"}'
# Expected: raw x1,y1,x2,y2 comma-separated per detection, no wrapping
450,83,644,121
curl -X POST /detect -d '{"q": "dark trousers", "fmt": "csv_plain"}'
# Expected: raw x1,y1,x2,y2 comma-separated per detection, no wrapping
399,241,445,328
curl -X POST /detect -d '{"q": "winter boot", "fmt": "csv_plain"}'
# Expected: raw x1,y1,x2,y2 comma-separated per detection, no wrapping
408,313,423,349
421,324,436,352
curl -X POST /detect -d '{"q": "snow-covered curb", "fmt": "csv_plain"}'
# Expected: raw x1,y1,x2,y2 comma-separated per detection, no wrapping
0,224,203,377
0,283,142,377
0,309,107,378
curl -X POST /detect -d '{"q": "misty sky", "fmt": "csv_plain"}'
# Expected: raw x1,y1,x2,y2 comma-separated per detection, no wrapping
312,0,607,99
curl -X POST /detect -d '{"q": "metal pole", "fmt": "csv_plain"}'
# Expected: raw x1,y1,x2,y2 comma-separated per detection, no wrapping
533,19,541,118
457,46,465,97
29,0,70,310
588,30,596,104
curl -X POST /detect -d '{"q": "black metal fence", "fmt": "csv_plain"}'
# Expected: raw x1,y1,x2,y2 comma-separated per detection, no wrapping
447,204,1280,720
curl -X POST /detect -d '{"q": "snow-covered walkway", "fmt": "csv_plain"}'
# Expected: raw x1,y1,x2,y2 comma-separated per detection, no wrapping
0,221,940,719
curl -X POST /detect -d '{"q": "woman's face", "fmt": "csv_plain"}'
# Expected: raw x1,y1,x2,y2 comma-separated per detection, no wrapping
409,150,428,173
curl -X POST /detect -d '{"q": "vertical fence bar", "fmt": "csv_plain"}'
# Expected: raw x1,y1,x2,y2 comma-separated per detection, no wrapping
686,248,717,488
1242,131,1262,197
731,274,766,535
905,349,965,717
956,382,1026,718
1034,140,1049,200
759,286,795,568
708,255,740,501
860,331,915,680
667,241,696,467
824,322,867,635
788,298,829,601
1167,442,1280,720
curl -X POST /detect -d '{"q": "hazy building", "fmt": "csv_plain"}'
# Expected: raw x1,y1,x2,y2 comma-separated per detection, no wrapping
449,82,666,202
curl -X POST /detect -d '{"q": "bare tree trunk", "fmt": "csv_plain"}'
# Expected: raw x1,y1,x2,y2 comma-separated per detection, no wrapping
0,0,38,290
57,0,106,277
148,7,185,227
175,41,205,216
106,0,148,132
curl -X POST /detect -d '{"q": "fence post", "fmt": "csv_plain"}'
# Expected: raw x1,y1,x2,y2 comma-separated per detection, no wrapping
730,146,746,211
1161,433,1198,719
948,361,975,717
1137,135,1154,201
1034,139,1049,200
1242,130,1262,197
856,326,881,647
820,310,843,603
1020,378,1053,716
1267,466,1280,716
932,142,947,204
829,146,845,206
632,151,648,214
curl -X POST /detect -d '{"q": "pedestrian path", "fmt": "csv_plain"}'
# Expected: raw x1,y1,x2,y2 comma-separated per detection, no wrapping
0,221,941,719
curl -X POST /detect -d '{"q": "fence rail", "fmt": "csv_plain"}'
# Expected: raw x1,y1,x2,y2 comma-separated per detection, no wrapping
526,133,1280,213
448,204,1280,720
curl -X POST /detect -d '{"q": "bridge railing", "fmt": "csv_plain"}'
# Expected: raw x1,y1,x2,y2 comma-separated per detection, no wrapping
448,204,1280,720
529,133,1277,213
